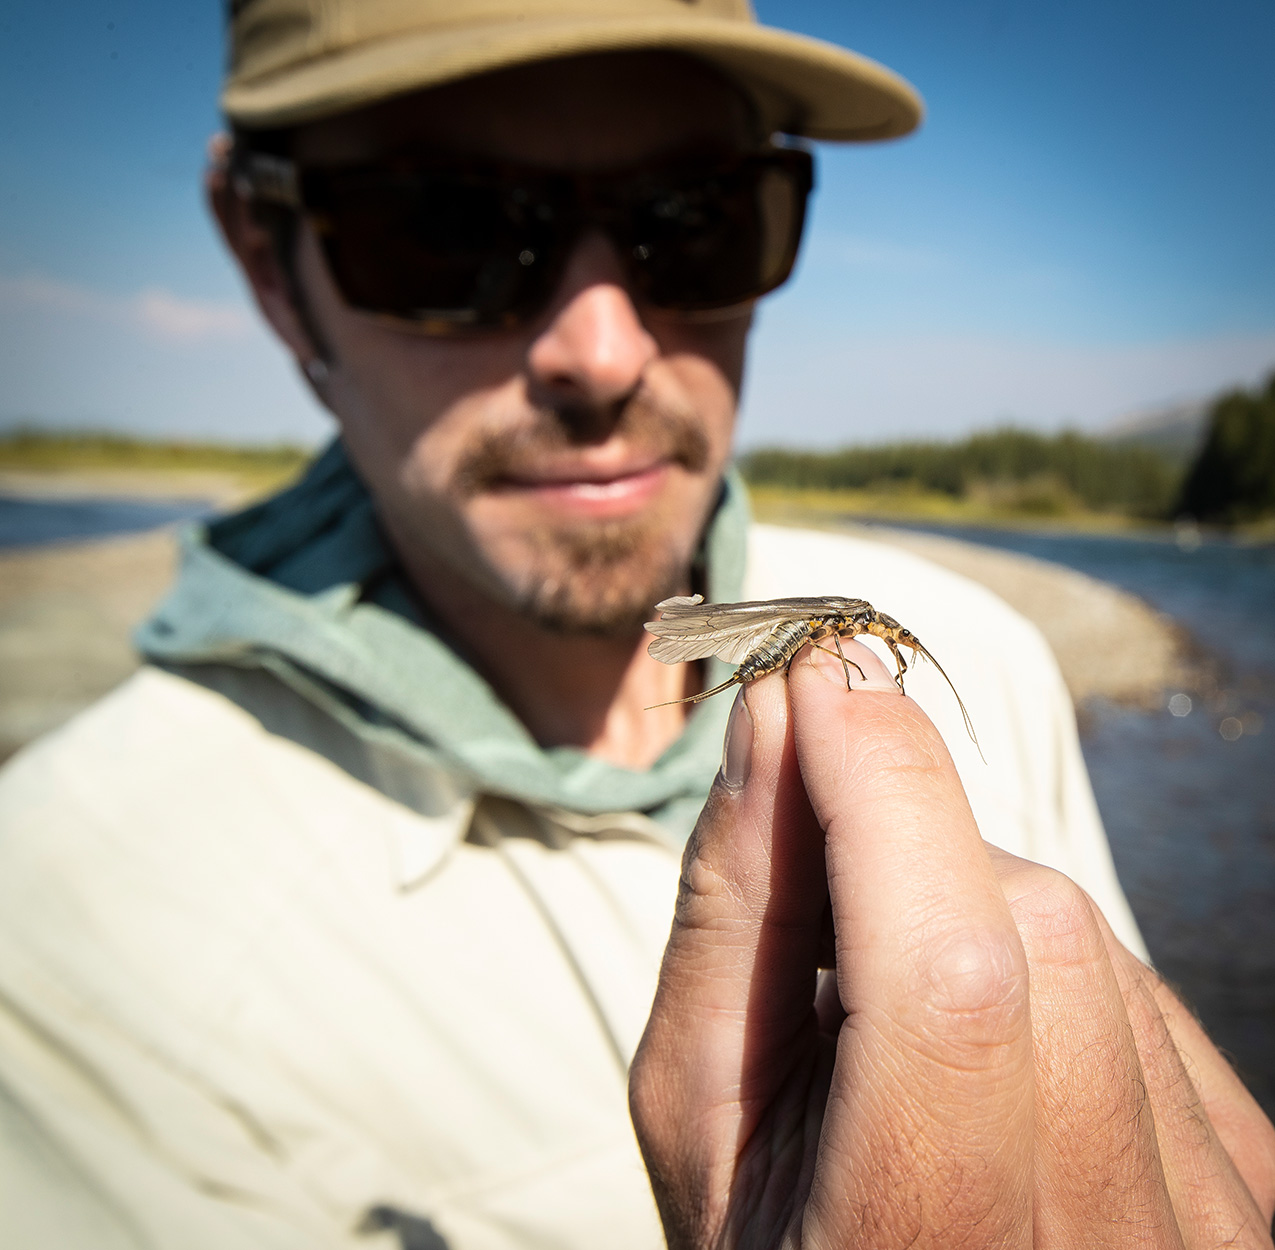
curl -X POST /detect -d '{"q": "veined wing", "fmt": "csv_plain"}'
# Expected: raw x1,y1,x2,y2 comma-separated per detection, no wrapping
644,595,803,665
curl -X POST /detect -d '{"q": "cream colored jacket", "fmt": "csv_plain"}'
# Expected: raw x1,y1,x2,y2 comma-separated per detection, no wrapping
0,525,1144,1249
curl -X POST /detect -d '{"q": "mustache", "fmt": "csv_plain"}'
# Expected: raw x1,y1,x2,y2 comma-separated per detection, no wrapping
452,392,712,497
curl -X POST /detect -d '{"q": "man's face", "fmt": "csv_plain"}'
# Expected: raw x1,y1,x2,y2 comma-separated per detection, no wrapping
282,54,757,635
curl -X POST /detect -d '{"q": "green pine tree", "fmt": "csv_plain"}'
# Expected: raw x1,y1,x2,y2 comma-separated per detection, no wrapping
1176,375,1275,523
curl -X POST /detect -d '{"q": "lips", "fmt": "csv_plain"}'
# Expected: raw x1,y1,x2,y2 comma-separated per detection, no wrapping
494,459,671,518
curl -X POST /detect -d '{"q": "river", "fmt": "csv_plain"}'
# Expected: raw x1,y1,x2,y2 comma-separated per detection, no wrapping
872,521,1275,1115
0,494,209,548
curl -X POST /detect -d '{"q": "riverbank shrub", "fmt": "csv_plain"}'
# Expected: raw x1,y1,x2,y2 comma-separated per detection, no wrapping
740,428,1181,519
1175,376,1275,523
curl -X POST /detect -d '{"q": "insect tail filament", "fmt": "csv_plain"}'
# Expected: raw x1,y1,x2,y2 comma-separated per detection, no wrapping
645,675,742,710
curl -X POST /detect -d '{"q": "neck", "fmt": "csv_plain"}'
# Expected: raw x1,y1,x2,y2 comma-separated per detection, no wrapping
394,550,699,771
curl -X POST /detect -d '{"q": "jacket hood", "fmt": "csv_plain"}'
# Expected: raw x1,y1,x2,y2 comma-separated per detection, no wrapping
136,440,748,837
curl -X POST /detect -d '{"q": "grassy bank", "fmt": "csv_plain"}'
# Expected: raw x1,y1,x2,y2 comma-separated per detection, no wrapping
4,426,1270,539
0,430,313,499
742,381,1275,538
741,428,1181,521
745,484,1160,534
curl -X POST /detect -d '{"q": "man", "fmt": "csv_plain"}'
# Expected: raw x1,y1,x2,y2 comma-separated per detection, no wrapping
0,2,1271,1248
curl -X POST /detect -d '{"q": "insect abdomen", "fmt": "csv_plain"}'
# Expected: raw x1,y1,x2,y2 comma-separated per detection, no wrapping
736,619,815,681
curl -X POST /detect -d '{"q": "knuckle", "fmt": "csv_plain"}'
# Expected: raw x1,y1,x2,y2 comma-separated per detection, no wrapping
1007,865,1107,970
672,835,741,930
626,1047,717,1249
892,921,1032,1068
626,1044,663,1142
924,923,1030,1019
627,1031,695,1169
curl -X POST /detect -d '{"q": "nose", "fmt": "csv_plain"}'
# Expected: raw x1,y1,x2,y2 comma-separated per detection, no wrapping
525,232,658,413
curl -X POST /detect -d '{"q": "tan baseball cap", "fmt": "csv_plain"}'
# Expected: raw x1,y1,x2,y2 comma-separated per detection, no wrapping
222,0,921,142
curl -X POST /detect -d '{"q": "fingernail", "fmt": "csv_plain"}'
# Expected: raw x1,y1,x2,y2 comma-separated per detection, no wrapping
719,689,753,791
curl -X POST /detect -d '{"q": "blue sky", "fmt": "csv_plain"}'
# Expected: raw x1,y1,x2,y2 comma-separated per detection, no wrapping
1,0,1272,447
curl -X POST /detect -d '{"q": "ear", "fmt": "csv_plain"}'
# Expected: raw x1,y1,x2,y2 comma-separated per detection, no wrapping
205,132,319,364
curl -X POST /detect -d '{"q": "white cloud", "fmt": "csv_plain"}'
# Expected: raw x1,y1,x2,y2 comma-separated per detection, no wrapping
134,287,253,340
0,272,330,444
0,274,253,341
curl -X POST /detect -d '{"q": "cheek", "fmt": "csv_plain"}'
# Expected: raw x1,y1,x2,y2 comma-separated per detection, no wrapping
660,349,741,464
297,227,528,472
337,333,521,466
650,313,749,446
333,364,490,513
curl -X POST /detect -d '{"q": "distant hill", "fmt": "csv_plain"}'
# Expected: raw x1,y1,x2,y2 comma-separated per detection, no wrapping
1102,398,1212,464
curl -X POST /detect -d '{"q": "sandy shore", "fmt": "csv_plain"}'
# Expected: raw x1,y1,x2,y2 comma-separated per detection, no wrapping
0,530,178,759
0,488,1189,760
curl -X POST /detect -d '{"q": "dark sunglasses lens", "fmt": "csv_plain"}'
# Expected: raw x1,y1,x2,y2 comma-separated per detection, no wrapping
307,172,561,327
625,154,811,310
301,151,811,327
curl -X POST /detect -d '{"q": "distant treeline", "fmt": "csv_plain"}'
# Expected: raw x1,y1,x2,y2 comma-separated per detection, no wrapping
0,429,311,475
1176,374,1275,523
740,428,1180,519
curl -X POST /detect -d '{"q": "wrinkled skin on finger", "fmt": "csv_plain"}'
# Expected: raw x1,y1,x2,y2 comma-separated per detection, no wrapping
631,669,832,1247
630,640,1275,1249
990,845,1275,1246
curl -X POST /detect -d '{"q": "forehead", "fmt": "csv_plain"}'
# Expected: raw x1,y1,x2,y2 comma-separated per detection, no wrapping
291,51,760,168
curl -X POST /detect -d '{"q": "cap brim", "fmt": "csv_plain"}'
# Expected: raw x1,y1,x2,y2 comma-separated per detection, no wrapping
221,14,922,142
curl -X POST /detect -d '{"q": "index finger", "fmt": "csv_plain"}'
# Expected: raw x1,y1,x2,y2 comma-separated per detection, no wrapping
788,642,1035,1248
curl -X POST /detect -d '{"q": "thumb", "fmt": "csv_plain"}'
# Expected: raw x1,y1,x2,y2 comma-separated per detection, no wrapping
629,671,826,1230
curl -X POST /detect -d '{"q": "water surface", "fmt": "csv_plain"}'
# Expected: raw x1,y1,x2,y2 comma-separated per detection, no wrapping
872,521,1275,1114
0,494,210,548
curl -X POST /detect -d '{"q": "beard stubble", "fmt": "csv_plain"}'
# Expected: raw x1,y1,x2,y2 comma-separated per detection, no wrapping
451,393,716,636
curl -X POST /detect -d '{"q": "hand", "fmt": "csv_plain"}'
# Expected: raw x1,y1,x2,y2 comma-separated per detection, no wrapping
630,641,1275,1248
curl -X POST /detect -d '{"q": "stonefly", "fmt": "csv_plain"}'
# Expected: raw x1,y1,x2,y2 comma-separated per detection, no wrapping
644,594,982,757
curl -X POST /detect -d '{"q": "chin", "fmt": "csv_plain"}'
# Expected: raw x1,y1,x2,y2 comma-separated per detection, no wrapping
502,518,693,637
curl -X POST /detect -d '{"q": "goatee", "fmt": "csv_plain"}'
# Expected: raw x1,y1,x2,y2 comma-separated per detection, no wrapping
451,392,715,636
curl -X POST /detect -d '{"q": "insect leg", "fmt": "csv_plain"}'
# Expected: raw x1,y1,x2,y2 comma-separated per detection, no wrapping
832,633,866,689
883,636,909,693
805,641,867,689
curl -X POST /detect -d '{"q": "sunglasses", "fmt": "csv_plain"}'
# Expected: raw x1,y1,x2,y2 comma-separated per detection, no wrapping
235,147,813,333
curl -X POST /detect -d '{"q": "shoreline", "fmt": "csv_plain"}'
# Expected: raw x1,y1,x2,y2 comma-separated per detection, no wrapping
748,486,1275,546
1,492,1190,761
844,521,1193,707
3,468,1272,544
0,465,296,511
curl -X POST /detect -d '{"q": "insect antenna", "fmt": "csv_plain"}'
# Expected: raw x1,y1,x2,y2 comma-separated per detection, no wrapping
645,674,742,710
910,642,986,764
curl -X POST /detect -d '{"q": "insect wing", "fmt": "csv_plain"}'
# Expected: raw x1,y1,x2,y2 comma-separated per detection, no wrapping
647,620,783,665
645,596,806,665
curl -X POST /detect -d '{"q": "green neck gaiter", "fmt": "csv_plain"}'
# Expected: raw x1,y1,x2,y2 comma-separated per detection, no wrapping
137,440,749,839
